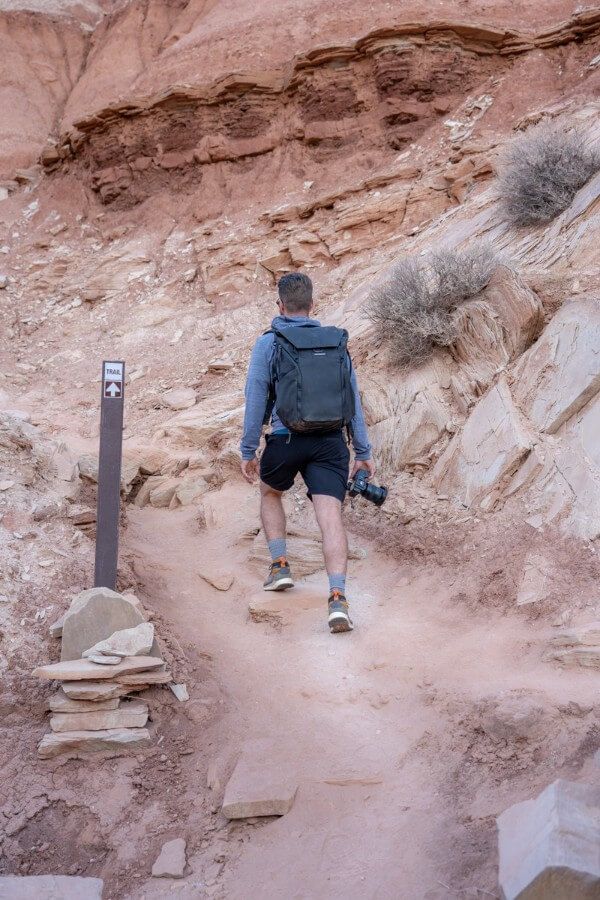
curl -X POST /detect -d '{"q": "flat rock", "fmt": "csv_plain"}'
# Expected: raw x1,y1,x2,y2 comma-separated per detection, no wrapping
162,388,197,411
249,527,365,578
249,585,323,624
118,669,170,685
61,587,145,661
548,622,600,668
49,688,120,712
222,739,298,819
151,838,187,878
33,655,164,682
61,681,134,701
83,622,154,659
86,653,122,665
49,614,64,638
0,875,103,899
497,779,600,899
198,565,234,591
433,377,533,510
50,700,148,733
38,728,151,759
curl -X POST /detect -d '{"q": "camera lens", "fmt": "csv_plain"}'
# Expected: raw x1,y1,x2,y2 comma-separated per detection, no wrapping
364,483,388,507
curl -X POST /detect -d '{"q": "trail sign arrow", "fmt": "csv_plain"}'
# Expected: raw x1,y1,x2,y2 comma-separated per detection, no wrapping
105,382,121,398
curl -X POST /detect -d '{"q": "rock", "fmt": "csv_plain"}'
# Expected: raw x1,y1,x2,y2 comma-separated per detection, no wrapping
516,553,556,605
50,699,148,733
61,681,132,701
513,297,600,434
198,565,234,592
480,694,550,744
169,683,189,702
86,654,122,665
548,622,600,668
33,655,164,682
222,740,298,819
497,779,600,899
433,378,533,509
175,473,210,506
118,669,170,685
38,728,152,759
160,392,244,448
248,527,365,578
208,357,234,372
60,587,145,661
0,875,103,899
0,480,15,490
83,622,154,659
151,838,187,878
149,477,180,508
49,614,64,638
0,275,8,290
161,388,197,411
183,267,197,283
49,689,120,712
249,585,323,625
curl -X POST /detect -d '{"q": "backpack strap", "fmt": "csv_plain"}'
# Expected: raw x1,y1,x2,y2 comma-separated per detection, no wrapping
262,329,276,426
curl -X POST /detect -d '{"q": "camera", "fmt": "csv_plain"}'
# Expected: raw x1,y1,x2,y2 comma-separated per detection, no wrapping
347,469,388,507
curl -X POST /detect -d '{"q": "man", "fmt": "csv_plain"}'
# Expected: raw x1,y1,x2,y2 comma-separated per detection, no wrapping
240,272,374,634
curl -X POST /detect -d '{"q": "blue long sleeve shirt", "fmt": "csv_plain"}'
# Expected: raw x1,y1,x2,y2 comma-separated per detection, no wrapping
240,314,372,461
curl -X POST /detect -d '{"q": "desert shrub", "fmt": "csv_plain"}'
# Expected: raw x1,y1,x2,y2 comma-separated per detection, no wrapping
367,245,496,367
499,122,600,226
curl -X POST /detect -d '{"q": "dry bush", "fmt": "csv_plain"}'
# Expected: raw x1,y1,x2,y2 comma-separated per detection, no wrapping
367,245,496,367
499,122,600,226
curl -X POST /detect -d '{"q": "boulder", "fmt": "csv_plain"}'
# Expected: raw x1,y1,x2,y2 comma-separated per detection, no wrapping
149,477,180,508
159,392,244,448
33,656,164,682
497,779,600,899
513,296,600,434
50,700,148,733
433,378,533,509
222,739,298,819
151,838,187,878
60,588,145,661
38,728,152,759
0,875,103,899
516,553,556,605
175,473,210,506
83,622,154,659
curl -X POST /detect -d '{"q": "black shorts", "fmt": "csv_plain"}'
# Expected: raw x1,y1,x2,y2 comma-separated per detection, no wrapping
260,432,350,502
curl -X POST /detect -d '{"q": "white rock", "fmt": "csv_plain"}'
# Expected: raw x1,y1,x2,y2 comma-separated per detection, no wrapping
161,388,197,411
497,779,600,899
83,622,154,659
152,838,187,878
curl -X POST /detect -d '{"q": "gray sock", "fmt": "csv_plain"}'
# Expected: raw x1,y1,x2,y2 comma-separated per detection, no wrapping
329,573,346,595
268,538,287,561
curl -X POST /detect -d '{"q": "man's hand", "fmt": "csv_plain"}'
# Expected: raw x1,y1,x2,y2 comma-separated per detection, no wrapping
351,458,375,479
241,457,259,484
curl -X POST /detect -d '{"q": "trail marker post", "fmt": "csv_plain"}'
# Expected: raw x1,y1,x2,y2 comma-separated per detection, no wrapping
94,360,125,589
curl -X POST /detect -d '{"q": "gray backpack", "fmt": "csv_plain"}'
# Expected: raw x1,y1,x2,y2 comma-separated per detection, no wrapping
265,324,355,433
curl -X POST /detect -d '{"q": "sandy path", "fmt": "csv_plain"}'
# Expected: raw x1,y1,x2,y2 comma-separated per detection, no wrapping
120,481,599,899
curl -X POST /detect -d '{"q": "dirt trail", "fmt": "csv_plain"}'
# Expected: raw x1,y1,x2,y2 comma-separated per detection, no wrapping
122,484,600,899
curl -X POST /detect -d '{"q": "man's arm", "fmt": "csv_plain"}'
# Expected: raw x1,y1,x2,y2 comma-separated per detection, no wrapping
349,366,375,476
240,334,272,462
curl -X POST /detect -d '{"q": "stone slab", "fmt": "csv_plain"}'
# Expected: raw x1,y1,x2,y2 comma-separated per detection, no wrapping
50,700,148,733
61,681,135,701
118,669,170,685
83,622,154,659
33,656,164,682
497,779,600,899
222,739,297,819
0,875,103,899
516,553,556,605
152,838,187,878
49,688,120,712
38,728,152,759
249,586,323,624
61,587,145,661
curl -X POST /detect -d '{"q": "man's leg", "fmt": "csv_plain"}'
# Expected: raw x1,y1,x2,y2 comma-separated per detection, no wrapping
260,481,294,591
312,494,352,633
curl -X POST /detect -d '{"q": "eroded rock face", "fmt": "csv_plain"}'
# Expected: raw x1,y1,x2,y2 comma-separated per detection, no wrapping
433,378,533,509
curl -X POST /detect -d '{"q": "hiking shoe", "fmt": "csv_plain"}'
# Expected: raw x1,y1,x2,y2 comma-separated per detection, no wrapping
328,590,353,633
263,557,294,591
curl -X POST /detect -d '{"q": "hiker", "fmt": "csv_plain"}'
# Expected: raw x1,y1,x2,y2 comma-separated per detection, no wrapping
240,272,374,634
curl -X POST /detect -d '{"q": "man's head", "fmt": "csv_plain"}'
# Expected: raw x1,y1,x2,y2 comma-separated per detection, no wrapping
277,272,313,316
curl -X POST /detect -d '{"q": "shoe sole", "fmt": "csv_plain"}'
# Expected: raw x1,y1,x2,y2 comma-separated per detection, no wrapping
328,612,354,633
263,577,295,592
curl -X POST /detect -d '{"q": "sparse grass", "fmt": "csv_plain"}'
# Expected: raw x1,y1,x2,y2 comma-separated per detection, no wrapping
499,122,600,226
367,245,496,367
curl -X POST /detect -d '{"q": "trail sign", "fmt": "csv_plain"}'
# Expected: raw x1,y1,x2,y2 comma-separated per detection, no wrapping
94,360,125,590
